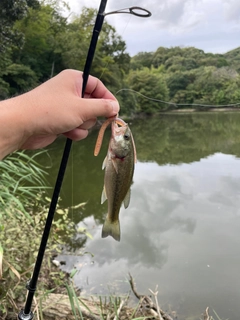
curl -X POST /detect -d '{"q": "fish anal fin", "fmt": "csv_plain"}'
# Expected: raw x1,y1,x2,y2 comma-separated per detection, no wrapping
102,217,120,242
123,188,131,209
101,186,107,204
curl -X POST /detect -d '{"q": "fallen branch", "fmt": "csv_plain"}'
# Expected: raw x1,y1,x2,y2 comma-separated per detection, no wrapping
203,307,210,320
128,273,173,320
149,286,164,320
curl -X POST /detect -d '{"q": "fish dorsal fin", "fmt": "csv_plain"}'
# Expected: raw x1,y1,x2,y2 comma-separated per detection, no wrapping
123,188,131,209
101,186,107,204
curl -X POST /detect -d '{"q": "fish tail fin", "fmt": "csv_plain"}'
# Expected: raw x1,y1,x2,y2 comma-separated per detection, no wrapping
102,217,120,242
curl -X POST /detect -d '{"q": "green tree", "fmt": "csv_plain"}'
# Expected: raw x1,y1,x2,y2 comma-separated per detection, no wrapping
164,56,198,72
167,71,190,98
130,52,154,70
224,47,240,72
14,3,67,81
0,4,130,98
2,63,38,95
0,0,40,97
58,7,130,92
0,0,40,53
124,68,169,114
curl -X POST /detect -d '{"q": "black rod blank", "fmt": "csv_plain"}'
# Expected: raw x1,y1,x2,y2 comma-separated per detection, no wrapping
18,1,108,318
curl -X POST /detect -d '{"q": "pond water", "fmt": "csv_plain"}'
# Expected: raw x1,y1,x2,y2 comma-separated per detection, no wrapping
40,113,240,320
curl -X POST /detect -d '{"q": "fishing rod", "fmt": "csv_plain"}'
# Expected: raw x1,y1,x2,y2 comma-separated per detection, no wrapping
18,2,151,319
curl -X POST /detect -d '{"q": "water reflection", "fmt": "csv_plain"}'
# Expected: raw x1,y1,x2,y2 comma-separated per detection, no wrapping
39,113,240,320
57,153,240,320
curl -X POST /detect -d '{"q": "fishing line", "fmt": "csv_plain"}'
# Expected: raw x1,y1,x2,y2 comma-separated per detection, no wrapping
98,13,132,82
95,4,151,82
116,88,240,108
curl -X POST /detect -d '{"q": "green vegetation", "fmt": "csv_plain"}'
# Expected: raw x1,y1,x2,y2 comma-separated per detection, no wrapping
0,151,78,318
1,1,240,115
0,0,130,99
122,46,240,114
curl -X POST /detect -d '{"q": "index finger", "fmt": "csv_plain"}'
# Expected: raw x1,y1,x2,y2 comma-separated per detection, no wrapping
85,75,117,100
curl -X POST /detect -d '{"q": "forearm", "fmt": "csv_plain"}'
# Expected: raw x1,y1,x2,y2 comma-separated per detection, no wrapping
0,70,120,159
0,95,28,160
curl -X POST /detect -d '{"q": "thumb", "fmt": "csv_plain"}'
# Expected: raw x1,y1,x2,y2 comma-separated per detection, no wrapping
79,98,120,121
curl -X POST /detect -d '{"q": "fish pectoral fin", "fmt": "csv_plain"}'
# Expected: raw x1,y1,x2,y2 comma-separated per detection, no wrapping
102,216,120,242
123,188,131,209
101,186,107,204
102,156,107,170
111,158,118,174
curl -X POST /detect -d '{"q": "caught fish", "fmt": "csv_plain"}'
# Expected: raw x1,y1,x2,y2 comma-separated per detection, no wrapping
94,117,137,241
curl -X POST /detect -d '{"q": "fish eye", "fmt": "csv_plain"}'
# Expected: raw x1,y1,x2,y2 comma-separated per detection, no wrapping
124,134,130,140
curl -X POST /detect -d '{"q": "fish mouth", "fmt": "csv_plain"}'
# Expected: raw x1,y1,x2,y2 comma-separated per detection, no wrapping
111,119,128,137
94,117,127,156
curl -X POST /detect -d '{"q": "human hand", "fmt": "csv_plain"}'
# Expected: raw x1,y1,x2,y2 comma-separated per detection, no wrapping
0,69,119,159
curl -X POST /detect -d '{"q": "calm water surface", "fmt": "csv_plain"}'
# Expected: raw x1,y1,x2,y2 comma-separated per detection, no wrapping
40,113,240,320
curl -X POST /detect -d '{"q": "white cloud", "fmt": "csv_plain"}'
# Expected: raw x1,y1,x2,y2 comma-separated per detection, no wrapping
65,0,240,55
223,0,240,21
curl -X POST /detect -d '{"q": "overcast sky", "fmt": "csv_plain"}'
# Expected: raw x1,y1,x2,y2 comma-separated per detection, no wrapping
66,0,240,56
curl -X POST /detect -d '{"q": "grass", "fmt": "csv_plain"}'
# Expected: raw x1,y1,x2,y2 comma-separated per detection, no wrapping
0,150,50,221
0,150,77,318
65,278,228,320
65,274,151,320
208,308,229,320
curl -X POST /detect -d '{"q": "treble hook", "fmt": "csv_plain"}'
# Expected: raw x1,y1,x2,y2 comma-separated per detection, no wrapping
104,6,152,18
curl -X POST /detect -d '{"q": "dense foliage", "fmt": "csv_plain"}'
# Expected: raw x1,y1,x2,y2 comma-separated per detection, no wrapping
123,47,240,114
1,0,240,115
0,0,130,98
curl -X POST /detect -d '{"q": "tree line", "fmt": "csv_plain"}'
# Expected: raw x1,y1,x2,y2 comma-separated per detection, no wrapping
1,0,240,115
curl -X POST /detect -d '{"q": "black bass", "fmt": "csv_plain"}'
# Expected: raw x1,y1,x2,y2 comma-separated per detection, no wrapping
94,117,136,241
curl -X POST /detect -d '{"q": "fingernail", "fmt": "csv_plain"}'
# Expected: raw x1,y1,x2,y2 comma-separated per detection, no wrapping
110,100,120,114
